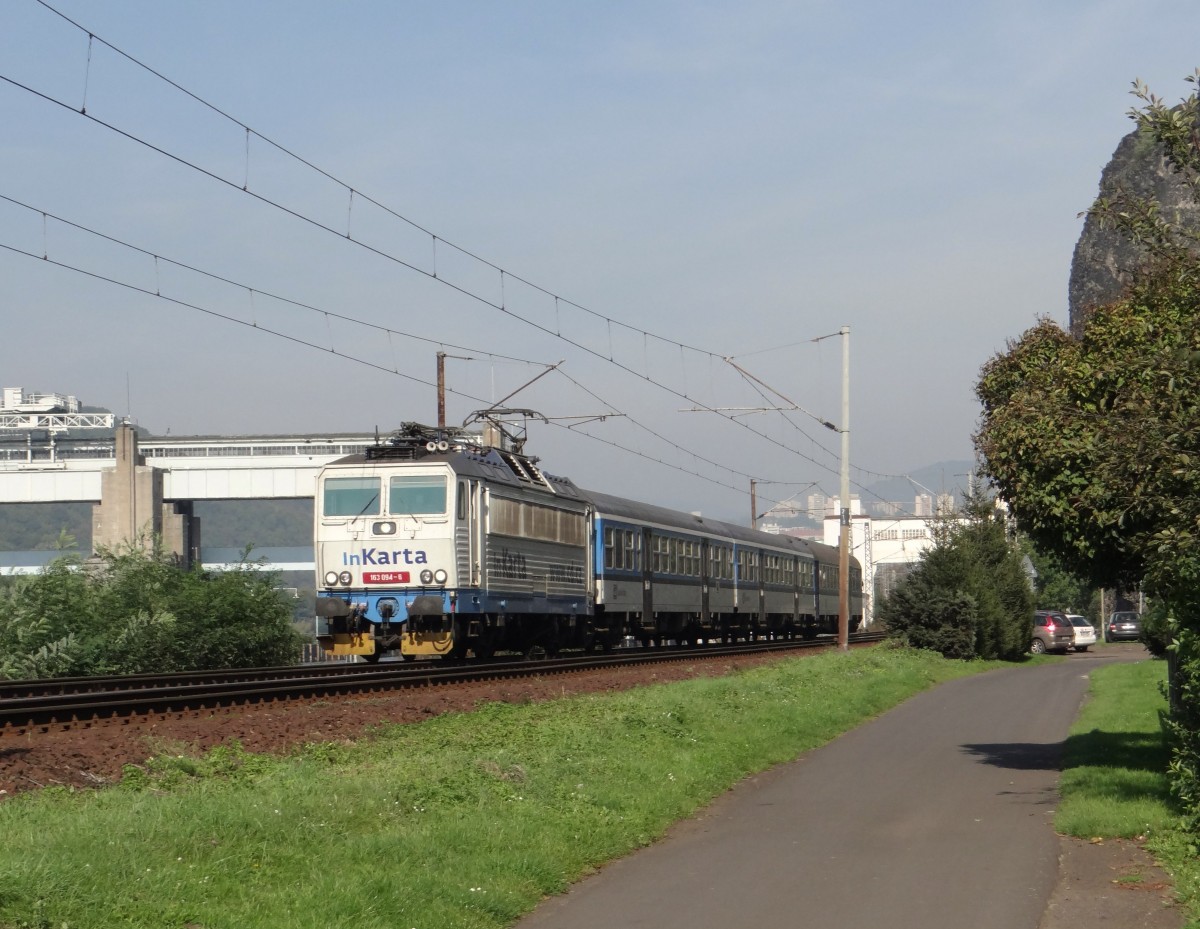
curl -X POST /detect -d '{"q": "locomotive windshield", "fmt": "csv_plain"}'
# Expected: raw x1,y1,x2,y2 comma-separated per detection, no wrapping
388,474,447,515
323,476,380,516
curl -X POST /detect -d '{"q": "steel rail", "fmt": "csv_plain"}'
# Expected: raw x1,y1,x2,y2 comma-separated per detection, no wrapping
1,633,884,737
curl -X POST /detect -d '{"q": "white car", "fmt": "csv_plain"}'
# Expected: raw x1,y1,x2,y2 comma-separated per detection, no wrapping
1066,614,1097,652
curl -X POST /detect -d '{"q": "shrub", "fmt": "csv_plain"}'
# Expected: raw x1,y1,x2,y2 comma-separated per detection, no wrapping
0,543,303,679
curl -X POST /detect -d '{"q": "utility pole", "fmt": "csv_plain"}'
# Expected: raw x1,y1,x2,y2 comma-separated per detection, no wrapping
838,326,850,652
750,479,757,529
437,352,446,428
436,351,475,428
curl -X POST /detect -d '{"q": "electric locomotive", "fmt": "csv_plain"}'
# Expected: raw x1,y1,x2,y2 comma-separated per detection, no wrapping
315,422,593,660
315,422,862,661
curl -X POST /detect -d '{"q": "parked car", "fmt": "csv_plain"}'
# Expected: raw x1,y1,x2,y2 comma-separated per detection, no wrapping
1065,614,1096,652
1104,611,1143,643
1031,610,1075,654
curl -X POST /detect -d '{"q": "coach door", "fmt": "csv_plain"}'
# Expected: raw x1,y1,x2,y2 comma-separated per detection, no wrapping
700,537,711,625
792,555,801,626
641,526,654,624
757,550,766,627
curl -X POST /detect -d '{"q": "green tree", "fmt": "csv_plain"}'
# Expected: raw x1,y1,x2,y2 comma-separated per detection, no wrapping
976,72,1200,826
879,494,1034,661
1021,538,1095,617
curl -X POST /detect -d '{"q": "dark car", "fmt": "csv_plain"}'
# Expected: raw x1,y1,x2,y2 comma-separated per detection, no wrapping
1032,610,1075,654
1104,611,1143,643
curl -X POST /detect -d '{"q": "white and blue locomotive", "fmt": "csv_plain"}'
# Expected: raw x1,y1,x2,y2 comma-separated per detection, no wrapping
315,423,862,661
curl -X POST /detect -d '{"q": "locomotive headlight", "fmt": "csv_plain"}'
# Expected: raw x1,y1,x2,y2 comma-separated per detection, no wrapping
419,569,434,585
433,569,448,584
324,571,340,586
338,570,353,586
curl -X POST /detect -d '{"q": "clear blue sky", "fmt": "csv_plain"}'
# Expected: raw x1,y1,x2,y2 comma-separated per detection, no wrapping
1,1,1197,520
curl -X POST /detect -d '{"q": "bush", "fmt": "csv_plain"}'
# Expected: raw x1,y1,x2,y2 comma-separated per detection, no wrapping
0,543,303,679
1165,626,1200,830
1140,601,1172,658
878,580,977,660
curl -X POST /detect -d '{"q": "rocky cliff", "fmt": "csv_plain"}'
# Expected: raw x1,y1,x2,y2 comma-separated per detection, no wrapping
1069,125,1200,334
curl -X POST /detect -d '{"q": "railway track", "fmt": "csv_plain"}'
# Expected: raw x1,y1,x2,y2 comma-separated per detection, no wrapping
1,633,883,737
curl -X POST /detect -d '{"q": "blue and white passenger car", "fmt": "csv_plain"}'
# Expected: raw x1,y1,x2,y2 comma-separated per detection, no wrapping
590,492,850,645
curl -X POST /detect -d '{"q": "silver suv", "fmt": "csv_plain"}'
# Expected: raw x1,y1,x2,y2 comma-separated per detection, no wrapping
1032,610,1075,654
1104,611,1143,643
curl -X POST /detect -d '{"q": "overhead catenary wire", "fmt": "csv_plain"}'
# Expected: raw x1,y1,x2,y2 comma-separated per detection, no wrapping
3,5,954,518
0,188,933,517
27,0,723,362
0,8,853,470
0,227,808,504
0,191,808,490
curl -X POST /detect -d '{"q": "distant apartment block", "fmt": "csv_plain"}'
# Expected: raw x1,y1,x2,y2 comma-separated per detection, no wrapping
824,495,862,517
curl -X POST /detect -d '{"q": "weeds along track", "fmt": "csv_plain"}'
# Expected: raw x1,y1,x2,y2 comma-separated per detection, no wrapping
1,634,882,738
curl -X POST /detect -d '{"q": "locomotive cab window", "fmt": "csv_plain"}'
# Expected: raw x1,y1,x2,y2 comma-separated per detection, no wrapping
323,476,380,517
389,474,447,515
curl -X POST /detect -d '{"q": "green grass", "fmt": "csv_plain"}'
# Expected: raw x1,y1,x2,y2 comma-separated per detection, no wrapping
0,646,990,929
1056,659,1200,926
1057,661,1176,837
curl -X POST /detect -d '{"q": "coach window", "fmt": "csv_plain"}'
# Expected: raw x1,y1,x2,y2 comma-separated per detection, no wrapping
323,476,380,517
457,481,467,520
604,527,616,569
800,560,814,588
713,546,731,581
389,474,447,515
624,530,639,571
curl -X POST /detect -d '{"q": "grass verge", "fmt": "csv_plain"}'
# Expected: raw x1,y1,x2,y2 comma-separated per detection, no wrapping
1056,659,1200,925
0,646,990,929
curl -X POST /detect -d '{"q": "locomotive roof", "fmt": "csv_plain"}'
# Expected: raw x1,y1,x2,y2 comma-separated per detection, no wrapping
324,443,586,500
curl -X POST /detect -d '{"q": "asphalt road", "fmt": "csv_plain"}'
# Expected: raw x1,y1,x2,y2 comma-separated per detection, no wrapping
517,648,1144,929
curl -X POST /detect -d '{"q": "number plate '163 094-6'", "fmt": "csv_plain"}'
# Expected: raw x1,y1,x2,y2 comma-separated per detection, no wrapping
364,571,411,584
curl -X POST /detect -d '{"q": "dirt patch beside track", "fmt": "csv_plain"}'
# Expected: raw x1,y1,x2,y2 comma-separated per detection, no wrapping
0,651,787,796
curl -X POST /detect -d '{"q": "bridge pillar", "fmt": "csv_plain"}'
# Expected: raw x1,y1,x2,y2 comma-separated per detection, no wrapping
92,423,200,568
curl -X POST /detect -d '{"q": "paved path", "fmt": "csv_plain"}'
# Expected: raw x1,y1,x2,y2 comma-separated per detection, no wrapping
517,650,1140,929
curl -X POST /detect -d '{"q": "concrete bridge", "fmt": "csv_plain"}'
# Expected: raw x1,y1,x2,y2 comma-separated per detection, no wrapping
0,424,373,570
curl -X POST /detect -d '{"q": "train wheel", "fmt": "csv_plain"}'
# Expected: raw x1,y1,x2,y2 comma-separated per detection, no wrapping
449,632,469,660
363,640,383,663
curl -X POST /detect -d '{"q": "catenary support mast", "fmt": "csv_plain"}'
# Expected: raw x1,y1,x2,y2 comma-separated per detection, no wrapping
838,326,850,651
